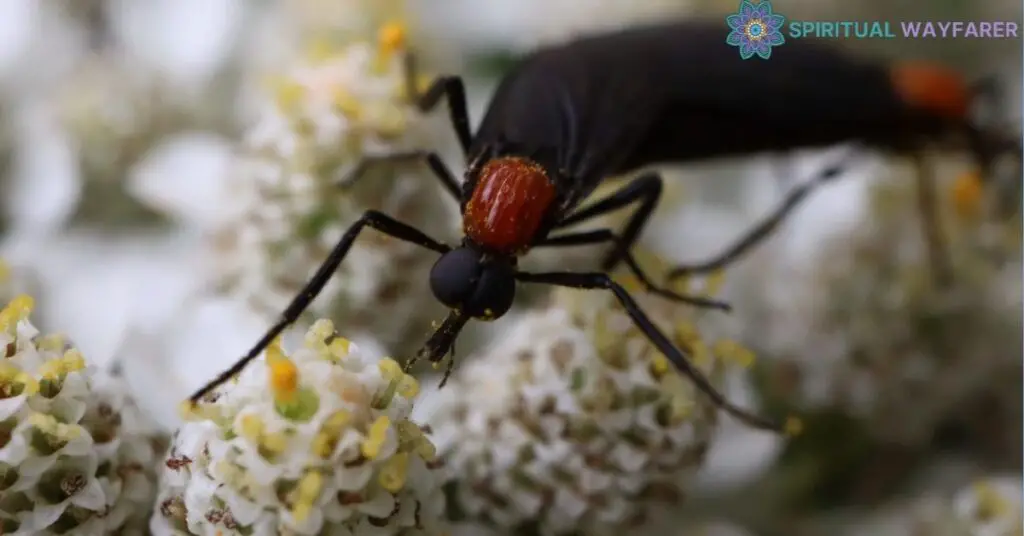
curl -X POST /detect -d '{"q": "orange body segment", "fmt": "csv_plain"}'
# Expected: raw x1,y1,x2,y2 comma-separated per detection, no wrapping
889,62,971,120
464,157,557,254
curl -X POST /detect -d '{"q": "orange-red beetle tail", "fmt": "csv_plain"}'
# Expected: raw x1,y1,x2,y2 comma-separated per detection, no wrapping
889,62,971,120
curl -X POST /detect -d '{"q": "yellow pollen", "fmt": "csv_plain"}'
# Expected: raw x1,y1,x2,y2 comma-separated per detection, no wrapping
378,358,403,381
713,340,755,368
38,361,63,381
262,432,289,455
1,294,35,330
308,319,335,342
377,21,407,56
238,414,264,443
16,373,39,396
397,375,419,398
62,349,86,372
951,171,983,220
378,452,410,493
298,471,323,501
36,334,65,352
650,354,670,375
361,415,391,459
269,359,300,403
784,416,804,437
268,77,306,113
331,87,362,118
327,337,350,358
414,439,437,462
266,338,286,366
703,269,726,296
972,481,1011,520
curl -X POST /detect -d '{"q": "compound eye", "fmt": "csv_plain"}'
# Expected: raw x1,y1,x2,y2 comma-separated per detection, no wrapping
429,248,482,308
464,262,516,320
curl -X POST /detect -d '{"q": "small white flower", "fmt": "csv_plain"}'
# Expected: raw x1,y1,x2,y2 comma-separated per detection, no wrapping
853,475,1023,536
0,293,165,536
151,319,448,536
193,24,459,355
744,167,1022,446
430,255,759,535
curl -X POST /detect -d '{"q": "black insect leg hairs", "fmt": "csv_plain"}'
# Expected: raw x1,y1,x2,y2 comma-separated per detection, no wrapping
513,269,783,432
187,211,451,404
667,150,857,280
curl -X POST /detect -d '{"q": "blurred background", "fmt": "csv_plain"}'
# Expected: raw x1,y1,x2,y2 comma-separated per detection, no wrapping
0,1,1020,535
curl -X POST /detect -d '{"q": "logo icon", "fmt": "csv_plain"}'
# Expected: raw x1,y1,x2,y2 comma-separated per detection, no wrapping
726,0,786,59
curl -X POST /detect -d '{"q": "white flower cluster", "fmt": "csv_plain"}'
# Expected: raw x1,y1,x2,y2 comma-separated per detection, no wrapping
852,476,1022,536
53,54,233,226
210,23,458,354
430,261,757,535
0,294,164,535
151,319,448,536
748,170,1022,446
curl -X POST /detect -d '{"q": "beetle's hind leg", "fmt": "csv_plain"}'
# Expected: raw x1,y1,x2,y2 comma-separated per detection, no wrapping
553,172,664,273
403,53,473,155
537,229,731,312
667,154,854,280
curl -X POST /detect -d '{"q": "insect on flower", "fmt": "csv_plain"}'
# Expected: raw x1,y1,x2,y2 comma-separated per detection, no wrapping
188,21,1019,433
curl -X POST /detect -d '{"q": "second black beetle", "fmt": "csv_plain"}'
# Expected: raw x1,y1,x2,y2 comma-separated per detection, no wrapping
188,21,1016,433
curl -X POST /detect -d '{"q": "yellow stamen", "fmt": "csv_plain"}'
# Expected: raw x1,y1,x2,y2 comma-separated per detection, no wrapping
238,414,264,443
62,349,86,372
650,354,669,376
311,410,352,458
16,373,39,396
703,269,726,297
269,358,299,404
378,358,403,381
397,375,419,398
327,337,350,358
36,334,65,352
268,77,306,114
951,171,983,221
377,21,407,57
361,415,391,459
262,432,289,455
378,452,410,493
712,339,755,368
1,294,35,330
972,480,1011,520
331,87,362,118
414,439,437,462
308,319,335,344
265,337,286,366
784,416,804,437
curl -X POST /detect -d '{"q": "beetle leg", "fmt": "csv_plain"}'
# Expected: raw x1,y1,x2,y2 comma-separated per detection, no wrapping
514,269,785,433
335,150,462,200
538,229,730,311
666,157,851,280
404,54,473,155
187,210,450,404
553,172,664,272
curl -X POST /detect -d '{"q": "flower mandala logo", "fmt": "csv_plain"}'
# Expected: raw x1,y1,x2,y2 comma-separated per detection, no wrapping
726,0,786,60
